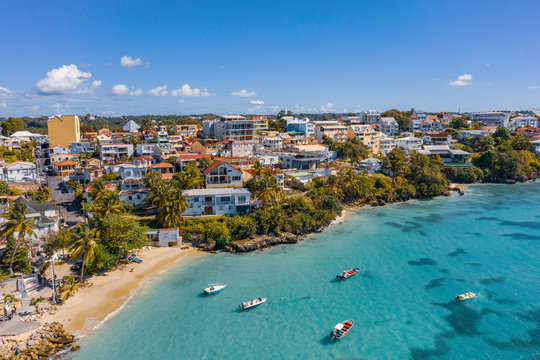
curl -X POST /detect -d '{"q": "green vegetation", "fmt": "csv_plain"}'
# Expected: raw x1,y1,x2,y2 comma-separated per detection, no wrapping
1,117,25,136
0,202,36,274
0,143,35,162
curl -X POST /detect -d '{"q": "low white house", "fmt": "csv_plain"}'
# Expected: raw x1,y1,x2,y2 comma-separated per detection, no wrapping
183,188,253,216
3,162,38,183
100,144,134,162
203,161,243,188
49,145,70,156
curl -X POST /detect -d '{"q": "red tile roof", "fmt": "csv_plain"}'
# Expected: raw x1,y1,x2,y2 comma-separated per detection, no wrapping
54,160,79,166
203,160,224,175
151,162,174,168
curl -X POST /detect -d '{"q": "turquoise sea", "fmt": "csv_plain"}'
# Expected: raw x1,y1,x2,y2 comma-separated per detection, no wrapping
68,183,540,360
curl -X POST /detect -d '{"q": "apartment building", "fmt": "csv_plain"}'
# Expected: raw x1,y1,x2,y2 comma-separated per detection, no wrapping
47,115,81,147
204,115,268,141
100,144,134,162
467,112,510,128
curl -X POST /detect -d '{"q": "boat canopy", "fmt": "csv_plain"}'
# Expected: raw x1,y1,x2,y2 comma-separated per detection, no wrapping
335,324,344,330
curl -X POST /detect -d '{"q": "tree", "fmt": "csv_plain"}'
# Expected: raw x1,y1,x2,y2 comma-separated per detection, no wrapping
451,117,468,129
493,127,510,142
81,201,94,223
94,190,126,218
143,171,163,190
70,225,99,282
98,215,149,259
0,237,32,274
157,190,188,228
246,174,282,205
59,276,79,301
1,117,25,136
227,216,257,240
43,228,72,257
0,202,36,274
385,148,410,176
0,180,10,196
172,162,203,189
140,117,154,131
203,222,231,246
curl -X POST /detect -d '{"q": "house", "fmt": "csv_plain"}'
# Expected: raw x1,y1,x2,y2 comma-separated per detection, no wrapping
136,143,157,157
361,110,381,124
508,115,539,130
531,139,540,155
203,115,268,140
50,153,80,165
418,145,471,166
422,133,454,147
203,161,243,188
133,156,154,167
467,112,510,128
286,118,315,137
457,130,489,139
141,130,155,141
119,188,149,208
410,109,427,121
11,131,47,143
182,188,253,216
150,162,175,178
53,160,79,179
219,140,257,157
146,228,181,247
49,145,70,156
47,115,81,147
3,162,38,183
379,136,422,155
173,124,198,138
112,163,147,180
259,136,284,150
314,124,348,143
378,117,399,136
358,158,383,173
70,141,95,154
178,153,213,171
100,144,134,162
69,166,102,184
123,120,141,133
278,151,324,170
347,125,374,146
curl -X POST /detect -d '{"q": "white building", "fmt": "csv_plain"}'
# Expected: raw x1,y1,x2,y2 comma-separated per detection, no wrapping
508,115,539,130
123,120,141,133
3,162,38,183
183,188,253,216
70,141,95,154
100,144,134,162
379,136,422,155
361,110,381,124
204,115,268,141
378,117,400,136
286,118,315,137
467,112,511,128
49,145,70,156
203,161,243,188
457,129,489,139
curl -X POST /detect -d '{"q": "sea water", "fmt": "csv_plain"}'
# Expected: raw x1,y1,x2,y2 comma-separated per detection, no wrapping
67,183,540,359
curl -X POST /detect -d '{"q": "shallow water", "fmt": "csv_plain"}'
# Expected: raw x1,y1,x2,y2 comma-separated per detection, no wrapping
68,183,540,359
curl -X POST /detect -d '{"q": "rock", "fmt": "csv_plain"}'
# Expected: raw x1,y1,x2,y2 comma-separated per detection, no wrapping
27,340,36,347
50,336,74,345
204,241,216,251
37,345,55,357
505,179,516,184
71,345,80,351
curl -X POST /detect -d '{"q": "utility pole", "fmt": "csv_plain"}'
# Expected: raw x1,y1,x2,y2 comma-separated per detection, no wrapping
50,258,57,303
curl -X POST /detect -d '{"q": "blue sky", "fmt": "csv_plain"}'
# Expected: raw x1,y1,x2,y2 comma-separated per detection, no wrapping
1,0,539,116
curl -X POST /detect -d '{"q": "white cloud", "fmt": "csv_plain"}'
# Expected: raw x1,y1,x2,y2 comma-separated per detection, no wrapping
229,89,257,97
148,85,168,96
529,85,540,89
171,84,214,97
270,105,280,112
177,99,185,104
0,86,12,96
0,101,6,109
53,103,62,112
30,105,40,112
35,64,101,94
320,102,335,112
111,84,142,96
250,100,264,105
449,74,473,86
485,63,491,67
120,55,143,68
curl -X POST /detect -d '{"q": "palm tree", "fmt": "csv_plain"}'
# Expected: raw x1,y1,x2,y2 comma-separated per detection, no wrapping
173,163,203,190
157,190,188,228
249,175,281,205
59,276,79,301
94,191,126,218
70,226,99,282
0,202,36,275
148,181,171,210
89,181,106,202
80,201,94,223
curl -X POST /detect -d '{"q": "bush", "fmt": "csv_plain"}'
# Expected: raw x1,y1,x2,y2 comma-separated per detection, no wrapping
203,222,231,246
227,216,257,240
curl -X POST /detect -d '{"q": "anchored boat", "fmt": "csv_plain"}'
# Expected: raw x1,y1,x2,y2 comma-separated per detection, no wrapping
203,284,227,295
455,292,476,300
337,268,360,280
331,320,354,341
239,298,266,309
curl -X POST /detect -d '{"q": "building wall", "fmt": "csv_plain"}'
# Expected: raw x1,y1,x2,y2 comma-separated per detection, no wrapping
48,115,81,147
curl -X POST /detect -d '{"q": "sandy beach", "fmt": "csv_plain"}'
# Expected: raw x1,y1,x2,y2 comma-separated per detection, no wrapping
39,247,206,337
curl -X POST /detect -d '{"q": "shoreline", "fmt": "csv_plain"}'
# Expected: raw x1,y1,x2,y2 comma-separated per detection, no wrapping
1,247,207,357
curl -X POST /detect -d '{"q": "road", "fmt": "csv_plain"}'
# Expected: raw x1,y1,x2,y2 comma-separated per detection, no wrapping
47,175,82,226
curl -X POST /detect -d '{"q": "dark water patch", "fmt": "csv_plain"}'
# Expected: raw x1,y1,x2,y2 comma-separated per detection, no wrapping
494,298,519,305
484,307,540,352
502,233,540,240
410,337,451,360
384,221,422,233
408,258,437,266
468,262,482,267
499,219,540,230
476,216,500,221
417,230,427,237
481,307,503,317
412,214,444,223
425,278,446,290
439,269,450,274
447,248,467,257
486,290,498,299
480,276,506,285
434,301,483,337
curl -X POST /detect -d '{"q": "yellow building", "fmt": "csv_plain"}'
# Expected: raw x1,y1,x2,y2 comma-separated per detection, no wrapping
47,115,81,147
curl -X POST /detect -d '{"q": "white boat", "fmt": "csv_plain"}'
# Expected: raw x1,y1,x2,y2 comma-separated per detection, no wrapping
204,284,227,295
455,292,476,300
331,320,354,341
239,297,266,309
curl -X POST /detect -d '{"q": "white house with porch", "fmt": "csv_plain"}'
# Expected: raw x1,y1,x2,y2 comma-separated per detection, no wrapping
183,188,253,216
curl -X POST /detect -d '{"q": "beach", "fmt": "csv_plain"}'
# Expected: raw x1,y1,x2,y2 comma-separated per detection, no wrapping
34,247,206,338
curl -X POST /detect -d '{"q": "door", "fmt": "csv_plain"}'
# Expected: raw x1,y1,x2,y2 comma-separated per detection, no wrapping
205,206,214,215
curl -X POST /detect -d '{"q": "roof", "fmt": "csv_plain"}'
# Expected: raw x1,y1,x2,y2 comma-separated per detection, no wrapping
134,156,154,160
5,161,35,169
54,160,78,166
11,131,39,137
203,160,225,175
178,153,212,160
151,162,174,168
183,188,251,197
161,173,174,180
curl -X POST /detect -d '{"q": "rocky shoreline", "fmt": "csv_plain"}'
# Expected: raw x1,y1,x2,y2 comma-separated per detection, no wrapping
0,322,76,360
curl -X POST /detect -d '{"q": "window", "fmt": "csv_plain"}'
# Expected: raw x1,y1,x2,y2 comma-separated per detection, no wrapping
232,176,240,181
128,196,132,200
193,197,199,202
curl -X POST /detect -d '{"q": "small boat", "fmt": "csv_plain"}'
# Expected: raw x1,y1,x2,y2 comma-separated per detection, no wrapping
331,320,354,341
203,284,227,295
239,297,266,309
455,292,476,300
337,268,360,280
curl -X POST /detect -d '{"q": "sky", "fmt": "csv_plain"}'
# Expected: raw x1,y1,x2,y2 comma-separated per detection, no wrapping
0,0,539,116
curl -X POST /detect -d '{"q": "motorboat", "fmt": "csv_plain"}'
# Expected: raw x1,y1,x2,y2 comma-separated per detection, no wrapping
337,268,360,280
203,284,227,295
331,320,354,341
239,297,266,309
455,292,476,300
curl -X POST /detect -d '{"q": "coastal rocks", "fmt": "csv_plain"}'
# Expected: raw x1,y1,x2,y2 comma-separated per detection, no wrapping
0,322,74,360
227,233,300,253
